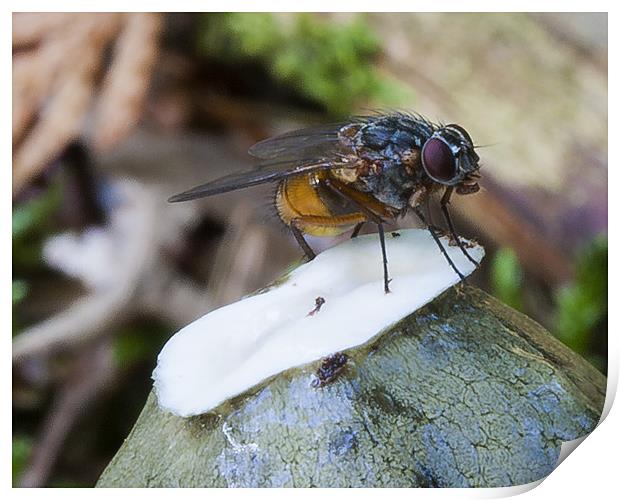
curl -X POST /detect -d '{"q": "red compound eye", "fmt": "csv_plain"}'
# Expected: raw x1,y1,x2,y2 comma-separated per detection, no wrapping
422,138,457,183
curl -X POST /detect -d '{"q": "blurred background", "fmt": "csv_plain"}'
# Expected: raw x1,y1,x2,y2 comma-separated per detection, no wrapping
12,12,607,487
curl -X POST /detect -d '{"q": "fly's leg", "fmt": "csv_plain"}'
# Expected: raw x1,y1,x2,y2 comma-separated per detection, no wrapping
290,223,316,261
290,213,368,261
413,207,467,282
377,222,390,293
424,198,448,237
440,187,479,268
424,195,434,228
322,178,391,293
411,185,445,236
350,222,365,239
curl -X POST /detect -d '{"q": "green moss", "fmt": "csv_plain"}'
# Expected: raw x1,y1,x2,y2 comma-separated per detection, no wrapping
13,183,62,333
198,13,281,60
12,280,29,307
490,247,524,311
554,235,607,356
198,13,406,116
12,184,61,241
113,322,171,370
12,182,61,268
12,434,33,486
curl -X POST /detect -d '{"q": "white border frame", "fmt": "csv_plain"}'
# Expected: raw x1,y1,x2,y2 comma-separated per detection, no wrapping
5,3,614,498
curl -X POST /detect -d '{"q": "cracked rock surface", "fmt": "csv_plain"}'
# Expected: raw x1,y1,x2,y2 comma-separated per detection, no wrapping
97,286,605,487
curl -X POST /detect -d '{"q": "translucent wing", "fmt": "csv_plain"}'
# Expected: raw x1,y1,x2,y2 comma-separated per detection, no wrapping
168,158,343,202
248,123,349,161
169,121,366,202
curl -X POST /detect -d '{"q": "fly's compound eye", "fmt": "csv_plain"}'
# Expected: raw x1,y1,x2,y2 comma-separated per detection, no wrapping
421,138,458,183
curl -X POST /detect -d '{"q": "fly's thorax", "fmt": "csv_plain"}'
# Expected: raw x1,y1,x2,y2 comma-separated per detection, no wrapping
400,148,421,177
338,123,360,144
341,116,430,206
333,114,481,209
330,166,359,184
351,159,418,211
348,115,432,155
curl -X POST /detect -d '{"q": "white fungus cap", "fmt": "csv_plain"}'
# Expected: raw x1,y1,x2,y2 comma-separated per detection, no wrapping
153,229,484,417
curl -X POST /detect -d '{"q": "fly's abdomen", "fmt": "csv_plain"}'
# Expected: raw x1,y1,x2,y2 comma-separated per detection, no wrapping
275,174,361,237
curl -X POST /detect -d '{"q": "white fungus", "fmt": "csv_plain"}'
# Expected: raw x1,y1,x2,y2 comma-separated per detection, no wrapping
153,229,484,417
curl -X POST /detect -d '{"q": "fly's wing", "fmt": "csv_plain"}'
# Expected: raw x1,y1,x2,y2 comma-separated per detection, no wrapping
248,123,351,161
168,158,343,202
169,123,363,202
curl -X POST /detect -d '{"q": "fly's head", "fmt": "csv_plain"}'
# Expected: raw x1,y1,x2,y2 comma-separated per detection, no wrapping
420,124,481,195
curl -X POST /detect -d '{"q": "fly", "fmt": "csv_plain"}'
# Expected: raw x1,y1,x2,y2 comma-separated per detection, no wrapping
169,113,482,293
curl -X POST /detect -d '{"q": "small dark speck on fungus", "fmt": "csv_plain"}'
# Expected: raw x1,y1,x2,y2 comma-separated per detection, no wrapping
312,352,348,388
307,296,326,316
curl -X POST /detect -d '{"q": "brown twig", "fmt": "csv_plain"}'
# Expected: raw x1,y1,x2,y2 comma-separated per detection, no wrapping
13,44,101,197
12,13,82,47
12,13,162,197
92,13,163,151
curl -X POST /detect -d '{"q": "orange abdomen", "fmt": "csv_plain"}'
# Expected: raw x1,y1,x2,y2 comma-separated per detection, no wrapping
275,174,358,237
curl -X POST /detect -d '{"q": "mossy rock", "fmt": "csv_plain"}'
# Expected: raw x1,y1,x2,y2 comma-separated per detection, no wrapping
97,286,605,487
